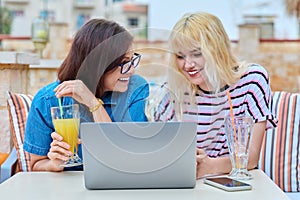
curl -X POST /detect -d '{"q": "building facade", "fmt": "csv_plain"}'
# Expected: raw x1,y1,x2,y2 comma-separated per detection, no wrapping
2,0,148,39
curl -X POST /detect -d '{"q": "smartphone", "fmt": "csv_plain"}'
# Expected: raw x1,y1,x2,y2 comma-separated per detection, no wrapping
204,177,252,192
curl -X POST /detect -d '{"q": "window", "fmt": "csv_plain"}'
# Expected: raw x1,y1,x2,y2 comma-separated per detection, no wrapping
259,22,274,39
39,10,56,22
243,15,275,39
105,0,123,5
77,14,90,30
12,10,24,17
298,21,300,38
128,17,138,27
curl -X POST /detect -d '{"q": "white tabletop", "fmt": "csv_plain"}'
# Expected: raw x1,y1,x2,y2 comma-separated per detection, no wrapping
0,169,289,200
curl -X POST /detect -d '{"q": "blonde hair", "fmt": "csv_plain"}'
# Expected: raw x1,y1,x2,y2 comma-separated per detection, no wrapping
168,12,247,98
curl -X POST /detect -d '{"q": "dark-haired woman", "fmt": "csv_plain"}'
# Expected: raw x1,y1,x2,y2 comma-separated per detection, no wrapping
24,18,149,172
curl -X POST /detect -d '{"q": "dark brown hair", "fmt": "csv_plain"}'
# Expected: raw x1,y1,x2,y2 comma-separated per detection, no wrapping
58,18,133,97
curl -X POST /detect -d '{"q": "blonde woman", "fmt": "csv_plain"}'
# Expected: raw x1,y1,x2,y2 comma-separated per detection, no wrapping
157,12,277,178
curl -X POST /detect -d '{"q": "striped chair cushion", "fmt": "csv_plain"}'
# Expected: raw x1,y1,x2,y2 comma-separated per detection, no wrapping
7,91,33,172
258,91,300,192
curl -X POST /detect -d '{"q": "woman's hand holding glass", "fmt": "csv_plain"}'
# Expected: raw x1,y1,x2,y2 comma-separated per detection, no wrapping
51,104,82,167
47,132,73,164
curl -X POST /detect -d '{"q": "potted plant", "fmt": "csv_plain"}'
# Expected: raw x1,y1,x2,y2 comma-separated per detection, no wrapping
0,6,13,34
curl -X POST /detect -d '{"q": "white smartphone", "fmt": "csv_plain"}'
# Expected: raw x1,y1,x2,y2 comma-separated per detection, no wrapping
204,177,252,192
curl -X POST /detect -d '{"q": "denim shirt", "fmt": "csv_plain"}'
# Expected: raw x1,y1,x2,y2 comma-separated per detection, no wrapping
23,74,149,170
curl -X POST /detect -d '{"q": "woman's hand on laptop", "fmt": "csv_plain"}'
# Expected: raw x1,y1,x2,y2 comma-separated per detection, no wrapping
196,148,223,179
197,148,228,179
196,148,208,179
196,148,233,179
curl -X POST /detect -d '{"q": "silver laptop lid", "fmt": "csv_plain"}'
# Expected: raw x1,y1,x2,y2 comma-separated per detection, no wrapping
81,122,197,189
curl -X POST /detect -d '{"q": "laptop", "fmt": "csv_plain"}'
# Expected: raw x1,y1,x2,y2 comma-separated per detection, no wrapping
80,121,197,190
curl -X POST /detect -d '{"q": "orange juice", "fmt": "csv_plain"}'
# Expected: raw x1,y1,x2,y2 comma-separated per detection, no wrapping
53,118,80,154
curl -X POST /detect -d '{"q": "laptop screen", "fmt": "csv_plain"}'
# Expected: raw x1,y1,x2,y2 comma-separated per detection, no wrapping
81,121,197,189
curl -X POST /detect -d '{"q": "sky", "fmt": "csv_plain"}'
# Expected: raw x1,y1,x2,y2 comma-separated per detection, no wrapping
135,0,238,40
136,0,230,30
134,0,299,41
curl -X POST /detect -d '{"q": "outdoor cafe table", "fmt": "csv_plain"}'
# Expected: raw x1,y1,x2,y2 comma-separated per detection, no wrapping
0,169,289,200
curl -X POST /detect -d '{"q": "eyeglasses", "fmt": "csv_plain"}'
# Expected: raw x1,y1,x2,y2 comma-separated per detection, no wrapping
119,53,141,74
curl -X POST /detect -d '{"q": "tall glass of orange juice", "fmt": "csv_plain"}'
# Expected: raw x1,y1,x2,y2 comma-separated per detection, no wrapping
51,104,82,167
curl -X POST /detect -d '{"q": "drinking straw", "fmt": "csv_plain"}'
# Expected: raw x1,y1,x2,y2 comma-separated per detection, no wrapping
58,97,63,118
226,90,238,163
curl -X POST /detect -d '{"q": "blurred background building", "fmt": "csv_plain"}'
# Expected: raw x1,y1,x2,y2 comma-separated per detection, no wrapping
0,0,148,39
2,0,300,41
0,0,299,92
0,0,299,91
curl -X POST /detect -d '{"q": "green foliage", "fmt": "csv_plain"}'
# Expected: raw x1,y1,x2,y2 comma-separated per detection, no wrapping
0,7,13,34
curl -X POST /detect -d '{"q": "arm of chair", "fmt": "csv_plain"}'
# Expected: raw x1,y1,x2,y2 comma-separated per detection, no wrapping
0,147,17,183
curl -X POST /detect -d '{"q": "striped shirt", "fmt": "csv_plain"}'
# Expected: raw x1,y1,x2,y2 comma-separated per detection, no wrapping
156,64,277,158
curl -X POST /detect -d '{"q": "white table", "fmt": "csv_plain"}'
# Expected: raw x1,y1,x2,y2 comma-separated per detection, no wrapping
0,169,290,200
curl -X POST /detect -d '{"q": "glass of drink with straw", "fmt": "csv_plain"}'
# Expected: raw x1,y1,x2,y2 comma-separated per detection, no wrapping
50,101,82,167
224,91,254,180
145,82,182,122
